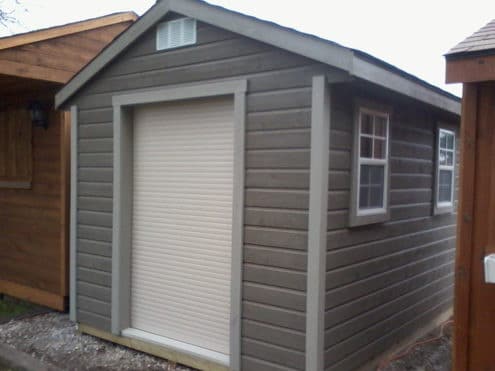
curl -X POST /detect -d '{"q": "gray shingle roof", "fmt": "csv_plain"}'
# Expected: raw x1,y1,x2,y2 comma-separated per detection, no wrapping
447,19,495,55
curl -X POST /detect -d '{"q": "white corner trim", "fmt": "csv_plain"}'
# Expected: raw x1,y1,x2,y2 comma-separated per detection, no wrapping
306,75,330,371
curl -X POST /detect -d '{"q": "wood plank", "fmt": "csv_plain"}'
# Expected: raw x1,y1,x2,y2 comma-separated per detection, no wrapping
325,262,453,329
244,245,307,271
465,83,495,371
242,338,305,370
60,112,70,296
243,264,306,291
79,323,228,371
452,83,477,371
243,301,306,332
243,319,305,352
0,12,136,50
245,207,308,230
446,54,495,83
0,280,65,311
243,282,306,312
0,59,72,83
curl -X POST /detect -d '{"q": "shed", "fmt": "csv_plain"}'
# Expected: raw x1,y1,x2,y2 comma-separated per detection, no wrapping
0,12,136,311
446,19,495,371
56,1,461,370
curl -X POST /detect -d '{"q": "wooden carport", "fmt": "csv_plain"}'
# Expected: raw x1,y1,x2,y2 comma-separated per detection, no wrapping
446,19,495,371
0,12,136,310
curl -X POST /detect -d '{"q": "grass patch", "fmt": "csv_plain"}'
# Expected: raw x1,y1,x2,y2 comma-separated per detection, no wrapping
0,296,35,321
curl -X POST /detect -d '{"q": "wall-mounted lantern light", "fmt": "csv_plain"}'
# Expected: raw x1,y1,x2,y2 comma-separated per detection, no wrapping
28,101,48,129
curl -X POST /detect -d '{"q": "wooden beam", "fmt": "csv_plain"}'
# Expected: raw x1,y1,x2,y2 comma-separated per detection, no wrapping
0,12,137,51
446,54,495,83
79,324,229,371
59,111,71,297
0,280,66,311
453,83,478,371
0,60,72,83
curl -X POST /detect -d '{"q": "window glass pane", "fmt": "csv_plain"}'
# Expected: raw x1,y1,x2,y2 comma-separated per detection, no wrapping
361,113,373,134
360,137,372,158
359,165,385,209
360,164,370,184
374,116,387,137
373,139,386,159
369,185,384,208
439,149,447,165
439,169,453,202
445,151,454,166
370,165,385,186
359,186,369,209
439,131,447,149
446,133,455,150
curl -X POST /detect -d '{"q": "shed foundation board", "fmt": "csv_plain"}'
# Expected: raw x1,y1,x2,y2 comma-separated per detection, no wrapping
79,324,229,371
0,280,66,311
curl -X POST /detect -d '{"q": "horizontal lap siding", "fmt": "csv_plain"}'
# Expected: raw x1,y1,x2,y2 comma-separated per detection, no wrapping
324,94,457,370
72,20,328,369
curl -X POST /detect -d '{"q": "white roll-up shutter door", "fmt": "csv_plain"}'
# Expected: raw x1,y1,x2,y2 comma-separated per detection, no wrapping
130,97,234,362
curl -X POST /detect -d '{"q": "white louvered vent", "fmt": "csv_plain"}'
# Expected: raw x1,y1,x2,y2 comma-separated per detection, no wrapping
156,18,197,50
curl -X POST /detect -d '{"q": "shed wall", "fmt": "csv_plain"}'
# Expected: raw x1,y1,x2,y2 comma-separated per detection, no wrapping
324,88,458,370
0,98,69,310
71,20,332,370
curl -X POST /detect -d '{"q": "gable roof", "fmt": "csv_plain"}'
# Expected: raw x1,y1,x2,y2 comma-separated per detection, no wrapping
56,0,460,115
446,19,495,56
0,12,137,51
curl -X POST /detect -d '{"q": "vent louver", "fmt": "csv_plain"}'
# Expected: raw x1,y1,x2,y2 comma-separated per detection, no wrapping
156,18,197,50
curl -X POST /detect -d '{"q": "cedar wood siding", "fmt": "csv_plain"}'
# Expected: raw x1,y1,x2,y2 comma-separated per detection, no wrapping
324,87,458,370
71,18,336,370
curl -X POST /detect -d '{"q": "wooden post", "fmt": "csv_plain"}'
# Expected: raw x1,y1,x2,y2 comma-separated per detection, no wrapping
453,83,478,371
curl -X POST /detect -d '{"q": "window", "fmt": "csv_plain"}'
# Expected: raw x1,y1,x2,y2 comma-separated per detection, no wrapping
435,128,455,214
350,103,391,226
156,18,197,51
0,108,32,189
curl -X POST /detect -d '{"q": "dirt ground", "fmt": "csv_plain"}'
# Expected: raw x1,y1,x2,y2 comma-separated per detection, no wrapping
380,320,453,371
0,313,194,371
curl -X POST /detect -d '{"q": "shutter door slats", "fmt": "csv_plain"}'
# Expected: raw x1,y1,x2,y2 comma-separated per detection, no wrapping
131,97,234,357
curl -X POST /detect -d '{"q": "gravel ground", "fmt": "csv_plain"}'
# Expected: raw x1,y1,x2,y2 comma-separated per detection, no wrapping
380,320,453,371
0,312,453,371
0,313,194,371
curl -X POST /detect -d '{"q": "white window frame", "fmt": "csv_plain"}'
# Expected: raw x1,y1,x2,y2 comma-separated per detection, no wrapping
435,127,456,214
350,101,392,227
357,107,390,216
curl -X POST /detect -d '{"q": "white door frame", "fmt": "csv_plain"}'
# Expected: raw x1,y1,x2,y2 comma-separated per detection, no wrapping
110,79,247,369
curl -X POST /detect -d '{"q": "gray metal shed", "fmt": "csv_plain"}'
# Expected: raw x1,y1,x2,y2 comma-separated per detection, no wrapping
56,1,460,370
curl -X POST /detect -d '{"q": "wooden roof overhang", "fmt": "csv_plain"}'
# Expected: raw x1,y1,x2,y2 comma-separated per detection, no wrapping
0,11,137,103
446,19,495,83
446,50,495,83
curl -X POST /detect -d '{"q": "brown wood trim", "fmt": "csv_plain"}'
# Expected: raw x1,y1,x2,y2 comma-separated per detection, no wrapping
0,280,66,311
0,60,72,83
59,111,71,297
79,324,229,371
446,54,495,84
0,12,137,51
0,181,31,189
453,83,478,371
